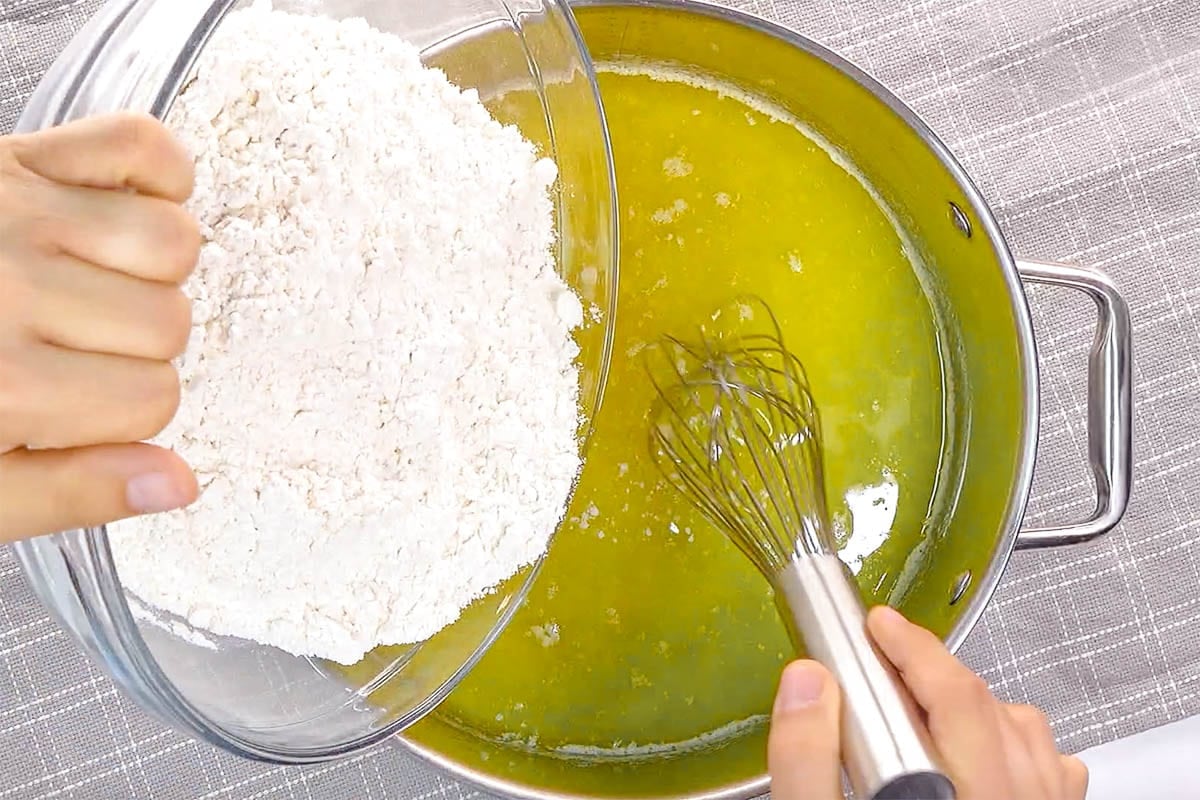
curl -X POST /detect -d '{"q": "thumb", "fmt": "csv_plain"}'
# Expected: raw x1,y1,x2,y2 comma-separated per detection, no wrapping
768,660,843,800
0,443,197,543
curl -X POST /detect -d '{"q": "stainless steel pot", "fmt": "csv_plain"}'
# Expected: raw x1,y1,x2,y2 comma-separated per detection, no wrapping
395,2,1133,799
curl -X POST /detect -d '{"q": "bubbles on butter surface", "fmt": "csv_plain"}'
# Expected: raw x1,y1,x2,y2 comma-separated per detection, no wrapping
528,621,559,647
651,198,689,225
662,154,694,178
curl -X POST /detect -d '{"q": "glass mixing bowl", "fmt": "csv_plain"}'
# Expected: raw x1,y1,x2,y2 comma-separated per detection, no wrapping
11,0,617,763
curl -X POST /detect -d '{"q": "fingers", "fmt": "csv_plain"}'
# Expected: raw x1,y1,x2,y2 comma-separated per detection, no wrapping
997,705,1051,799
1007,705,1089,800
867,606,1012,796
24,252,192,360
1007,704,1066,798
21,180,201,284
0,114,200,285
7,112,195,202
767,660,843,800
0,443,197,543
870,607,1079,799
1061,755,1089,800
0,343,180,449
0,116,199,542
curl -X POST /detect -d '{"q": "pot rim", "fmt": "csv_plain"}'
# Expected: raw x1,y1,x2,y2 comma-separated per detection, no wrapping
395,1,1041,799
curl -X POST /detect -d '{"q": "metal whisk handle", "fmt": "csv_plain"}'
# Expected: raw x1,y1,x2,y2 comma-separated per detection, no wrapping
776,554,956,800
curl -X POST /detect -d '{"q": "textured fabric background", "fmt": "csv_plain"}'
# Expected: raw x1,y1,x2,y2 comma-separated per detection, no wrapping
2,0,1199,797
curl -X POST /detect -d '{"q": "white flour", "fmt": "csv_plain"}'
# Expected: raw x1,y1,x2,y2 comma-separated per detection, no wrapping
109,1,584,666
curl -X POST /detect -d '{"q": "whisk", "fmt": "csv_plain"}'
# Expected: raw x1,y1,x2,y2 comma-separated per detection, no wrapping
647,296,955,800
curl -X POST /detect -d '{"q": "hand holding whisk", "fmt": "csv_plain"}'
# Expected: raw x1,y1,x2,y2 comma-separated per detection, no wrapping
647,296,955,800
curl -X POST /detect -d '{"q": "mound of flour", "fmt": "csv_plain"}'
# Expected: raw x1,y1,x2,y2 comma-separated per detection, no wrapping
109,1,584,665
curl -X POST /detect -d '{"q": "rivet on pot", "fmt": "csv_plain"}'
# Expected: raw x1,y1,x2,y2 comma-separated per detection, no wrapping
949,202,972,238
950,570,972,606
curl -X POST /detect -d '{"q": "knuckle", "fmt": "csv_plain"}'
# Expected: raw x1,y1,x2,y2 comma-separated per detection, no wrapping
0,349,21,415
156,288,193,359
1011,703,1051,733
154,363,182,418
0,349,34,442
0,135,35,185
170,145,197,200
108,112,168,160
159,204,202,281
108,112,194,198
139,363,181,438
20,215,63,255
0,177,59,257
948,670,993,707
767,721,838,771
0,259,35,322
1063,755,1089,798
0,145,21,185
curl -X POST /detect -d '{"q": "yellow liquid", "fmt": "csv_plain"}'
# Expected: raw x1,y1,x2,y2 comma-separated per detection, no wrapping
413,67,948,756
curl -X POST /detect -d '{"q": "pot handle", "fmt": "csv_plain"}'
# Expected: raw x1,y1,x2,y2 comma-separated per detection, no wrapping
1013,259,1133,550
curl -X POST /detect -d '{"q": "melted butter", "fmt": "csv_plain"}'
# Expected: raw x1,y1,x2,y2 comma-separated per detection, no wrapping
407,65,948,755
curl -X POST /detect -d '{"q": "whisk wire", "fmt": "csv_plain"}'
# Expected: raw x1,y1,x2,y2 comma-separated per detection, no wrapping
646,297,832,573
648,347,759,558
718,358,799,571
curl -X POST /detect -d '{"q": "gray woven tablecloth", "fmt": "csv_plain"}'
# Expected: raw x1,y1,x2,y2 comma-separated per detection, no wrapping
3,0,1200,797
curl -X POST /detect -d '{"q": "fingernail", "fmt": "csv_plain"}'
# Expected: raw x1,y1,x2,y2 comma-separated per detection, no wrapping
126,472,189,514
775,661,826,713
